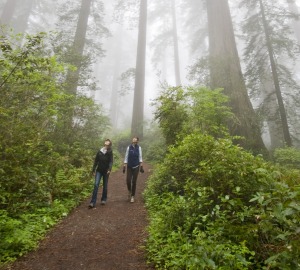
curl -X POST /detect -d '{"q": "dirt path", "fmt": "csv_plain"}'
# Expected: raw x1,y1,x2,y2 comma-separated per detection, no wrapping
3,164,154,270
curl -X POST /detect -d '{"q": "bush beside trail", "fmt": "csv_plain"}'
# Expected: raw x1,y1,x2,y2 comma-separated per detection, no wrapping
144,133,300,269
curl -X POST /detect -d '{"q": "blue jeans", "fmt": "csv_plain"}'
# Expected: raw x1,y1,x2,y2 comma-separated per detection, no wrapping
90,171,109,206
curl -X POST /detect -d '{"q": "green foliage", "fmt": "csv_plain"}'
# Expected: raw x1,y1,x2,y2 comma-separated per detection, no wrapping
273,147,300,169
144,132,300,269
145,133,271,200
145,192,255,269
240,0,300,148
112,130,132,155
249,181,300,268
152,86,188,146
141,123,167,164
110,126,166,165
142,139,166,164
0,199,78,264
152,85,234,147
54,0,110,60
185,86,235,138
0,32,110,265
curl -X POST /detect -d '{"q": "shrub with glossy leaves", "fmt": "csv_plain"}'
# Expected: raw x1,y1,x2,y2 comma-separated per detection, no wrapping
145,132,273,202
144,132,300,269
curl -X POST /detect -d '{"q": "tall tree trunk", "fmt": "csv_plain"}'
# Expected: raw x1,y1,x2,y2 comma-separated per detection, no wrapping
66,0,92,95
259,0,292,146
247,8,284,149
131,0,147,138
0,0,18,25
171,0,181,86
206,0,266,152
260,74,284,149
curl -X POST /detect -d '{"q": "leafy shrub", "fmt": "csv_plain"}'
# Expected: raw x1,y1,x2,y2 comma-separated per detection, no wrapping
141,123,167,164
152,86,188,146
145,133,272,201
111,131,132,155
144,132,300,269
0,32,110,266
152,86,234,147
273,147,300,169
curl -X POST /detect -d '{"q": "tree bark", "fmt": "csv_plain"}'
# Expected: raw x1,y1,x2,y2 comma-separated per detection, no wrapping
66,0,92,95
259,0,292,146
131,0,147,138
206,0,266,152
260,73,284,149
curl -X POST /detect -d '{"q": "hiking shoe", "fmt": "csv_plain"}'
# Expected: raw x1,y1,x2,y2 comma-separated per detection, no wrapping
88,203,94,209
101,201,106,205
130,196,134,203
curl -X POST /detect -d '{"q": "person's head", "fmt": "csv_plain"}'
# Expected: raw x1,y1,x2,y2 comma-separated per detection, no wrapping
131,136,139,145
104,139,112,149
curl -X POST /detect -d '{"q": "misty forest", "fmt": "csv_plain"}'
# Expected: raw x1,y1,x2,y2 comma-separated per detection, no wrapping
1,0,300,269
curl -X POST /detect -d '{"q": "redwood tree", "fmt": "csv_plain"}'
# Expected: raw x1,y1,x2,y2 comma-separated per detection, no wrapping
240,0,299,148
206,0,266,152
65,0,92,95
258,0,292,147
131,0,147,137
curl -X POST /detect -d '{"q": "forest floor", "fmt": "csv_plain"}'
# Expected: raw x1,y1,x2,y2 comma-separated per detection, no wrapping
2,163,155,270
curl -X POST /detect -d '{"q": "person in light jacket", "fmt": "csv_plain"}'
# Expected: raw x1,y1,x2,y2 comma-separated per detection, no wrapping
123,136,144,203
88,139,113,208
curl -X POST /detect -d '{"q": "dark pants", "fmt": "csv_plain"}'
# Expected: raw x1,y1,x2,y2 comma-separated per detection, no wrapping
126,166,139,196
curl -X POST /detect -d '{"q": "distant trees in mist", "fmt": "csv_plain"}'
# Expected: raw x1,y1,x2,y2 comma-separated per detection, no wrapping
1,0,300,152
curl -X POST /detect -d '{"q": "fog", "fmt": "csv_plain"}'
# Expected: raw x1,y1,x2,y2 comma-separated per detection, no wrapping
1,0,300,147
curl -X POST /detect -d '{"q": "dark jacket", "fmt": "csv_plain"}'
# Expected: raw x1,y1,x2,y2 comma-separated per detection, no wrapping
92,148,113,174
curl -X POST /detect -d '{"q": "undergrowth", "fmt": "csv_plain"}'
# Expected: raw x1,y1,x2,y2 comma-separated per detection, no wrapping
144,133,300,269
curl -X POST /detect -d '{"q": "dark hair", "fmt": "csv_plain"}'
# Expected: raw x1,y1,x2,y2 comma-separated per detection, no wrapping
104,139,112,146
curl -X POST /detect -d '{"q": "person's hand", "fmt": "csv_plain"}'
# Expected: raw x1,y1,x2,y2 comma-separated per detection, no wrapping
122,166,126,174
107,170,110,175
140,166,144,173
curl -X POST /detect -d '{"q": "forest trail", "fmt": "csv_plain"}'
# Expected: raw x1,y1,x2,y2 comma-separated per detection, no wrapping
3,164,154,270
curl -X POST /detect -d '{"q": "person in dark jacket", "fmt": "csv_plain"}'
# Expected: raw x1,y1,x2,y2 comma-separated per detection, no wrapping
88,139,113,208
123,137,144,203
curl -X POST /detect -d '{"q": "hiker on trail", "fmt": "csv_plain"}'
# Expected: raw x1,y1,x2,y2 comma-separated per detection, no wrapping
89,139,113,208
123,136,144,203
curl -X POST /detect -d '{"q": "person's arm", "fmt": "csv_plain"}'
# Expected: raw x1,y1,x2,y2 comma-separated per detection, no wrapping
123,146,129,165
91,151,99,174
123,146,129,173
107,151,113,174
139,146,143,165
139,146,144,173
